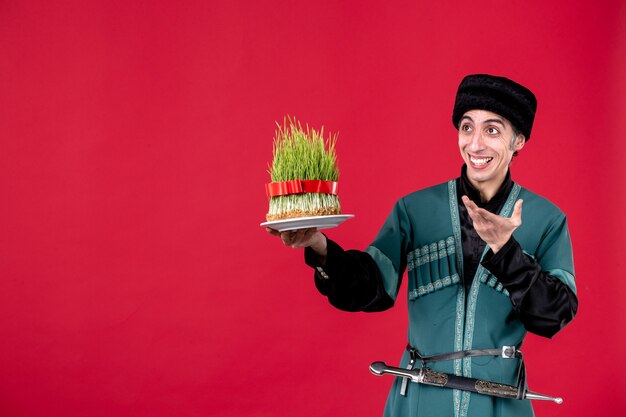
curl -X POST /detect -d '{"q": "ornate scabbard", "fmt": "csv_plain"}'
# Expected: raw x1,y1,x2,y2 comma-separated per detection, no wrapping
369,362,562,404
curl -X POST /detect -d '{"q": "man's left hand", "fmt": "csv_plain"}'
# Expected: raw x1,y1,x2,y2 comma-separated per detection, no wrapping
461,196,523,253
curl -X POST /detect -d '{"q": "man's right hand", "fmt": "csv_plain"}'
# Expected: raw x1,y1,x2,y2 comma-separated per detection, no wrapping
265,227,328,263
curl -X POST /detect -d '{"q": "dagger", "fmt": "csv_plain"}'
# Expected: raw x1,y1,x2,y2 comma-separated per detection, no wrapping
369,361,562,404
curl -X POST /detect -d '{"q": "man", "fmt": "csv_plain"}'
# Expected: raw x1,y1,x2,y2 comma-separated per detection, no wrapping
267,74,578,417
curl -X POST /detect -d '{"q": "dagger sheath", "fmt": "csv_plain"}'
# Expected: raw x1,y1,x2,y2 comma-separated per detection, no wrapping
369,362,562,404
421,367,519,398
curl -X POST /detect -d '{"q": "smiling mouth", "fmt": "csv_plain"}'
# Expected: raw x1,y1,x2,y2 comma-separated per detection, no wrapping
469,156,493,166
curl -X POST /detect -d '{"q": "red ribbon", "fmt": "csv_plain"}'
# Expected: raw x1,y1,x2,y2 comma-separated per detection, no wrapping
265,180,338,197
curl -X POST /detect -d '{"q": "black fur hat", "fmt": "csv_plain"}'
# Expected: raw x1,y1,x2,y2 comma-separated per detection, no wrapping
452,74,537,140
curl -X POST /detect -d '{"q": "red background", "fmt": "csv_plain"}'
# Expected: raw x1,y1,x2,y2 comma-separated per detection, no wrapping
1,1,625,416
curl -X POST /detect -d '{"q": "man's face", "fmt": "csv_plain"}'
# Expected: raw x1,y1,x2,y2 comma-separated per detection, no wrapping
458,109,525,192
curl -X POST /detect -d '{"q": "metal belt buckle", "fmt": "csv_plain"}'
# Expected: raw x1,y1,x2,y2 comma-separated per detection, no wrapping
501,346,516,359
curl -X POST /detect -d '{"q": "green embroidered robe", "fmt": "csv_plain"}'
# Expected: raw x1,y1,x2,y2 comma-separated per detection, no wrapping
365,180,576,417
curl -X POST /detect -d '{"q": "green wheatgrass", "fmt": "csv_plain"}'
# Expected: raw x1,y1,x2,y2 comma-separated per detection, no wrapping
266,117,341,220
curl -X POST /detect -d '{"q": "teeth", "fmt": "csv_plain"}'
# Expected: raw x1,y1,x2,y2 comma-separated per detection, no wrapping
470,157,493,166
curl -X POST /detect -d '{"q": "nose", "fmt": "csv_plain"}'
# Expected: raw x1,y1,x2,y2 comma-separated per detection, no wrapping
468,130,486,151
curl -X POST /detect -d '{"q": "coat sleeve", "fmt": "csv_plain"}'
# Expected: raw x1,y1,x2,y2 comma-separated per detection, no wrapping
303,198,412,312
481,215,578,338
304,238,394,312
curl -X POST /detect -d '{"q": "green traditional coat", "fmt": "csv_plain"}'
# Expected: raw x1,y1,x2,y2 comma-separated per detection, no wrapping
364,180,576,417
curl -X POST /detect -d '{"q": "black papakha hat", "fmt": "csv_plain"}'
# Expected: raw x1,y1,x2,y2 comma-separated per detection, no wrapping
452,74,537,141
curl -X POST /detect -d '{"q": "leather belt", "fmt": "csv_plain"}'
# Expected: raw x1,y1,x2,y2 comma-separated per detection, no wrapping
407,344,523,364
400,344,526,397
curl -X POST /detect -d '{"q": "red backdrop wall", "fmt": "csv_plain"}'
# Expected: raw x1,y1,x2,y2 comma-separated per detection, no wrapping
1,1,625,416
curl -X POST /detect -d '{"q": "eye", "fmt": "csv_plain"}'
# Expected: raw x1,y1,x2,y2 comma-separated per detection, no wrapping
487,127,500,135
460,123,472,132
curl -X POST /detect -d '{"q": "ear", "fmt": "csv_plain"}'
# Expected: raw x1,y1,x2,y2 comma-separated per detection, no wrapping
514,134,526,152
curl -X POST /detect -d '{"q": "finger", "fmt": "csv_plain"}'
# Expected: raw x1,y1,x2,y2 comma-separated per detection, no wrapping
289,228,317,248
287,228,306,247
462,196,489,222
302,227,319,240
511,199,523,225
280,230,296,245
292,228,319,248
294,228,308,240
462,196,483,216
512,199,523,216
266,227,281,237
461,195,474,210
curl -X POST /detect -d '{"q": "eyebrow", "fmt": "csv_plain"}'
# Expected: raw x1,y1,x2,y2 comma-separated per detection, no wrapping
460,115,506,127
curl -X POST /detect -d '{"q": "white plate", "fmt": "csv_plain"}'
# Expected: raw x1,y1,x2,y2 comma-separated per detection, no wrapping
260,214,355,232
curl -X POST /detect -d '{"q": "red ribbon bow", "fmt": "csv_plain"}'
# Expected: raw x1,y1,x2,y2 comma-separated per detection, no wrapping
265,180,338,197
